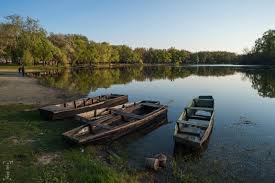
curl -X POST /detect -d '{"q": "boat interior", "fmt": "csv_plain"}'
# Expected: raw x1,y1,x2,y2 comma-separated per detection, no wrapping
176,96,214,139
185,96,214,121
67,102,164,139
55,94,123,109
76,101,160,121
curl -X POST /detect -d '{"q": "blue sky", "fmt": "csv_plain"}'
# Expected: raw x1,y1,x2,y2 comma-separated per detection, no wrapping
1,0,275,53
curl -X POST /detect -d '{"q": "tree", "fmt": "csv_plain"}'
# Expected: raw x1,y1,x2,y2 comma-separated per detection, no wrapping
48,34,76,64
96,42,112,63
253,30,275,53
119,45,134,63
240,30,275,65
133,48,146,64
168,47,190,64
22,49,33,65
71,35,89,65
110,46,120,63
0,15,23,63
54,49,68,66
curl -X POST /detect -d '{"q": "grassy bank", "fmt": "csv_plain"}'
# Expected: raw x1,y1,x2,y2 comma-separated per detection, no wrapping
0,65,68,72
0,104,140,183
0,63,168,73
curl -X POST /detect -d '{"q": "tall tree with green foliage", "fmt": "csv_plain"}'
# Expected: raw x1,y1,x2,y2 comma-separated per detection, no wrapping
119,45,134,63
22,49,33,65
253,30,275,53
240,30,275,65
110,46,120,63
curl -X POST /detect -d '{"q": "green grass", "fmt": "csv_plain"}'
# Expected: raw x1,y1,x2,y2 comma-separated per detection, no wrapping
0,104,139,183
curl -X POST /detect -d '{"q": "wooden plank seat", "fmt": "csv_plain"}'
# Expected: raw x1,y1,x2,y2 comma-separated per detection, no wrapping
179,126,202,136
177,120,209,128
186,107,214,111
188,115,210,121
110,109,144,120
174,133,200,143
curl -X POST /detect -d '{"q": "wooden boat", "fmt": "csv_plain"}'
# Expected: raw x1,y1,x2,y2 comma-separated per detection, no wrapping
75,100,160,123
174,96,214,148
39,94,128,120
63,102,167,144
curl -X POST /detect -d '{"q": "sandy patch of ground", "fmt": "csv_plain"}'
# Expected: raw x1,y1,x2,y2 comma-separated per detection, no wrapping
0,72,78,106
1,136,36,145
37,153,59,165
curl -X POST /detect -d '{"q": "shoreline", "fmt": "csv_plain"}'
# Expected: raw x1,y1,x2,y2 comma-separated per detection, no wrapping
0,63,272,73
0,72,80,105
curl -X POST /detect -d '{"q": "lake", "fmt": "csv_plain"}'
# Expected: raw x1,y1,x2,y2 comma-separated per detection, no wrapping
31,65,275,182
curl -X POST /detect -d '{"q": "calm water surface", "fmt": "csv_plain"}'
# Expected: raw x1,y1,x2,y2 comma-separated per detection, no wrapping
33,66,275,182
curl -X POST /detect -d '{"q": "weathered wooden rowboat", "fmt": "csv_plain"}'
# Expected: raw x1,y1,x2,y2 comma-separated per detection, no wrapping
39,94,128,120
63,102,167,144
75,100,160,123
174,96,214,148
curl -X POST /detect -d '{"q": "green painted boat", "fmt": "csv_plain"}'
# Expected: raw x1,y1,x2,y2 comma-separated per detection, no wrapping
174,96,215,148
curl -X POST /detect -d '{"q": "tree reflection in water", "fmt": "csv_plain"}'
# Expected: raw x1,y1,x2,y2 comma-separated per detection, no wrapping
28,66,275,98
244,68,275,98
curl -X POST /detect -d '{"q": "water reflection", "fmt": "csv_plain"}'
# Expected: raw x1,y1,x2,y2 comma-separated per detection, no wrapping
244,68,275,98
28,66,275,98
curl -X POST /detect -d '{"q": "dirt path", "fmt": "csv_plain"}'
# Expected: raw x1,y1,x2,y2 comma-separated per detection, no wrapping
0,72,78,106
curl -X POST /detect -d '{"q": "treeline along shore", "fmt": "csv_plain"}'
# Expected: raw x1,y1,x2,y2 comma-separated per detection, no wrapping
0,15,275,67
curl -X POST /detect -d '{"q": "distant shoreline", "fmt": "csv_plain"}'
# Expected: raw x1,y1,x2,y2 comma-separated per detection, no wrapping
0,63,273,72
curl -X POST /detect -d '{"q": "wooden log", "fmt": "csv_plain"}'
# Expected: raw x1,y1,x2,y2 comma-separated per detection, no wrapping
145,158,159,170
154,154,167,167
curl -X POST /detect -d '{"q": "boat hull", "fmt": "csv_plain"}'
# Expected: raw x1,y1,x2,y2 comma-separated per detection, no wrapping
88,109,167,144
63,105,167,144
174,117,214,148
39,94,128,120
173,96,215,148
75,100,161,123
